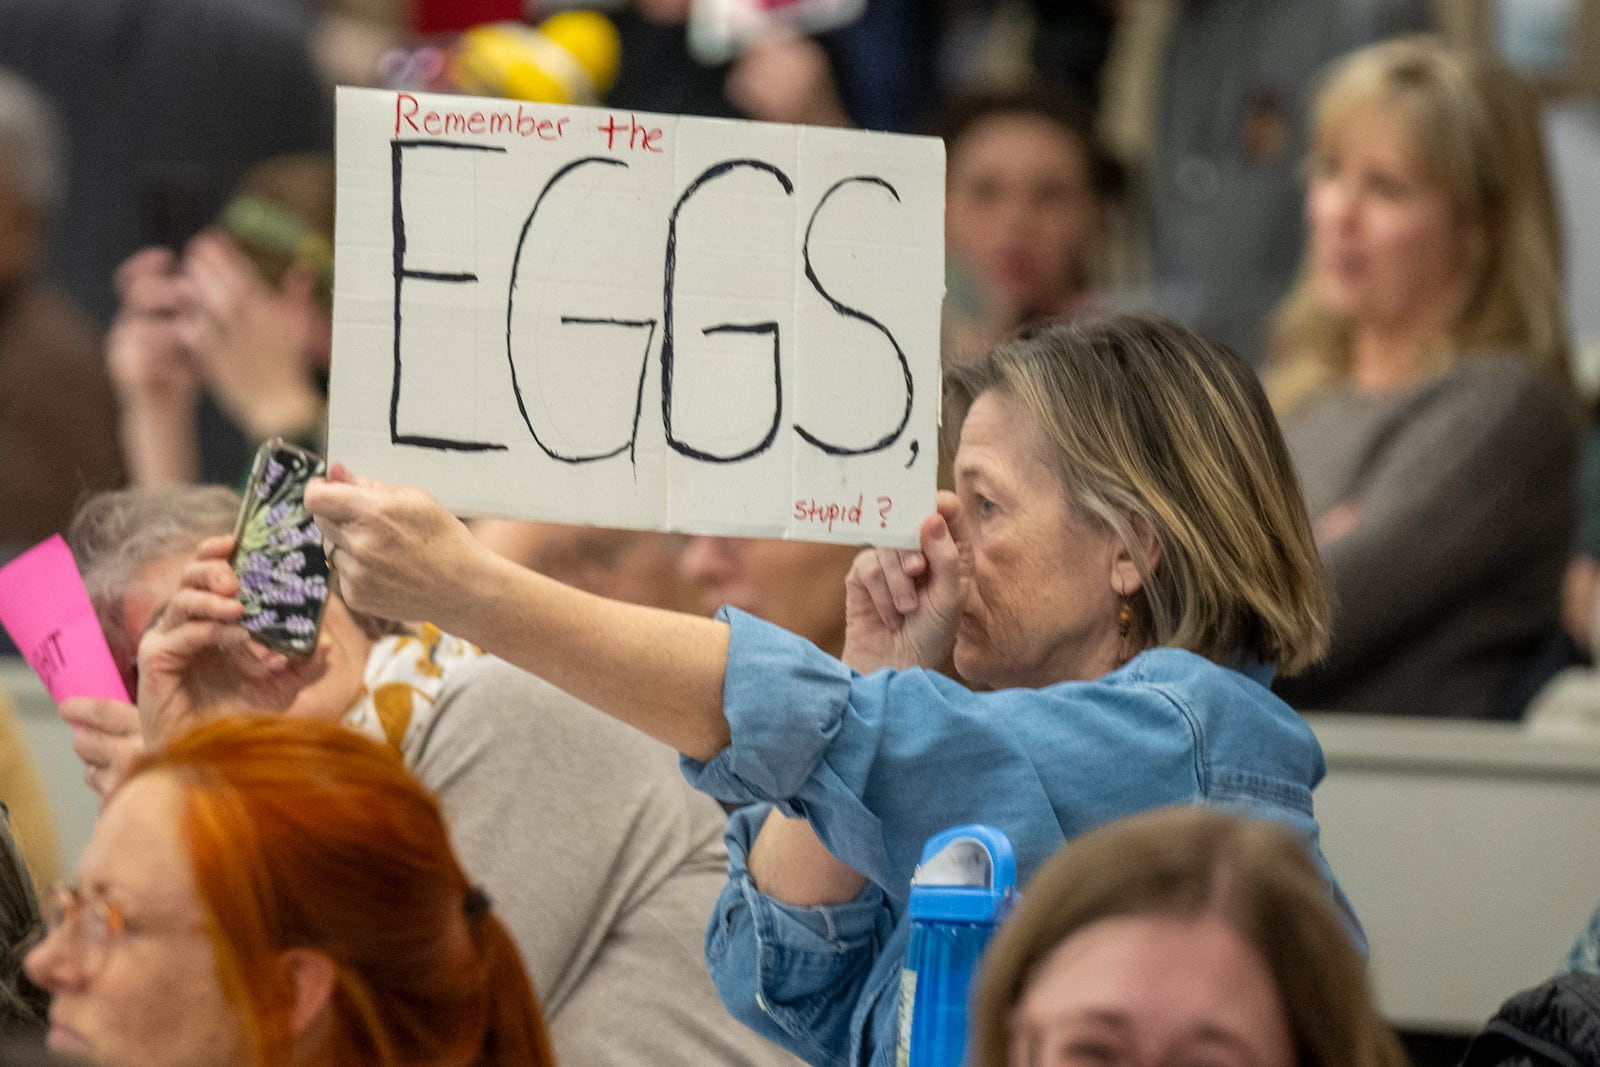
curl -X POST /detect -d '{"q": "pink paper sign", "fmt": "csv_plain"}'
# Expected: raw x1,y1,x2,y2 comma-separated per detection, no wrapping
0,535,130,703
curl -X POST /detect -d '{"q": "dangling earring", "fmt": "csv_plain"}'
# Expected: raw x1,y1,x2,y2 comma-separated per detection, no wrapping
1116,594,1132,667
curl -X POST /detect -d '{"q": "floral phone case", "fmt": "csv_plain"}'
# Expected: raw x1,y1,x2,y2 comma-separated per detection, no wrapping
230,439,331,657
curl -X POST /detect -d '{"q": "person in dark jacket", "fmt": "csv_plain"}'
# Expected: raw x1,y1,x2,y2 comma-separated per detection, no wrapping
0,806,46,1038
1459,971,1600,1067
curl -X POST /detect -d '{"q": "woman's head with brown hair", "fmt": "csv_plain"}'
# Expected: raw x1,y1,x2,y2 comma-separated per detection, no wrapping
973,806,1406,1067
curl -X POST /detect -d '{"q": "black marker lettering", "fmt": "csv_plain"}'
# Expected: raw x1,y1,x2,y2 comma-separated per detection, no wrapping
689,322,783,461
392,139,509,452
505,157,653,464
661,160,794,463
795,176,913,456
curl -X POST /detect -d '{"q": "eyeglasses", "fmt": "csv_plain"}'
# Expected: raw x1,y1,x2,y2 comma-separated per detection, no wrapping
40,883,207,976
41,883,128,977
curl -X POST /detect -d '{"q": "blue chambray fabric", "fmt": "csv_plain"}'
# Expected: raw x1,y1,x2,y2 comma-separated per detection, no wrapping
1568,904,1600,975
684,609,1360,1067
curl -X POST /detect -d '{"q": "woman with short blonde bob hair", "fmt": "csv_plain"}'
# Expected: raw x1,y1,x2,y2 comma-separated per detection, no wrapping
946,318,1331,676
1268,36,1576,721
972,806,1408,1067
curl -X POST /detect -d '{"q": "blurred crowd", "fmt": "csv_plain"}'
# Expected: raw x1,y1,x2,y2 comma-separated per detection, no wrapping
2,0,1600,1065
3,0,1596,719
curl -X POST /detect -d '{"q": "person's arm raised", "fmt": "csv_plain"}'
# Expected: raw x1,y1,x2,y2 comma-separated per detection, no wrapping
305,468,734,761
747,496,968,906
136,537,326,743
180,231,326,443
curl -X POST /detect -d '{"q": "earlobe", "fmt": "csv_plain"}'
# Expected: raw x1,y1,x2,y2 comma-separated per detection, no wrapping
1110,516,1161,598
1111,554,1143,598
280,946,337,1037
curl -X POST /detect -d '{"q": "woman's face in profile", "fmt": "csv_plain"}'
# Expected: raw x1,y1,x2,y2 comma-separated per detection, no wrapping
950,392,1127,688
1008,913,1294,1067
25,774,248,1067
1306,105,1467,340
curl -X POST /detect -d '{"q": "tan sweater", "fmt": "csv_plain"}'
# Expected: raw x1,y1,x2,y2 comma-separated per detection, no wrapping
404,653,802,1067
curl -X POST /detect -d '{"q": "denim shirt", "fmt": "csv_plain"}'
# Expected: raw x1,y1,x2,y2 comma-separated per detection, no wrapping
683,610,1359,1067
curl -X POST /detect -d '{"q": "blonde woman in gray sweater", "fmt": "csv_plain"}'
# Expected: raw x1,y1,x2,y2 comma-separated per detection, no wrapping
1269,36,1577,720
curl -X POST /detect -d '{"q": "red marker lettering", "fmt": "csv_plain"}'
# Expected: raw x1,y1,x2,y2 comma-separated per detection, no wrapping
396,93,571,142
792,495,865,532
597,113,666,153
395,91,420,134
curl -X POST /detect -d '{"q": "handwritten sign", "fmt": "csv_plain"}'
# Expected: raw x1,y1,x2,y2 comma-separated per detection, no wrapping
328,87,943,547
0,536,130,703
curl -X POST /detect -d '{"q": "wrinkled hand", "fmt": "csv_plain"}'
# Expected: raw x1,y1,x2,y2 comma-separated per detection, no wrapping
180,230,323,439
57,697,145,805
136,536,328,744
842,491,968,672
106,247,200,406
307,465,487,627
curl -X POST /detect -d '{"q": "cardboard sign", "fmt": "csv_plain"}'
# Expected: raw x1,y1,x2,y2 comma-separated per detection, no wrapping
0,536,130,703
328,87,943,546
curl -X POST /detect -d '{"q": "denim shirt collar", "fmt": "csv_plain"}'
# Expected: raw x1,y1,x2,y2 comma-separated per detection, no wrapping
1221,652,1277,688
1121,646,1277,690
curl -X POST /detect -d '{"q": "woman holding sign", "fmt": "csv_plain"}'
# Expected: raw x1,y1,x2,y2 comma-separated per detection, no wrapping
301,314,1352,1067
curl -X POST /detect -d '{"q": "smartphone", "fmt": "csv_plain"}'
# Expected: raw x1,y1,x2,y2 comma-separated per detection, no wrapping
231,439,331,657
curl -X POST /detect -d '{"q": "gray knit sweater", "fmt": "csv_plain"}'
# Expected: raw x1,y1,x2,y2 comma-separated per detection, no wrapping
1275,353,1577,719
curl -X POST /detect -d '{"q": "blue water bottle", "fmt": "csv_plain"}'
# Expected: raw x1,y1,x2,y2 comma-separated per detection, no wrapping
899,825,1018,1067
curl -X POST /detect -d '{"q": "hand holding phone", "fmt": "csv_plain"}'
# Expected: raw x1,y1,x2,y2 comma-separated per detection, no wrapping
231,439,331,657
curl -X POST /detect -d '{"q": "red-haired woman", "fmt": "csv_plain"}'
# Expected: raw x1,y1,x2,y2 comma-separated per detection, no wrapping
24,716,554,1067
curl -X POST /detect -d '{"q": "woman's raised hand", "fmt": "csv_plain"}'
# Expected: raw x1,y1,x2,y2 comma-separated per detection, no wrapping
136,537,327,742
842,491,968,673
306,465,487,628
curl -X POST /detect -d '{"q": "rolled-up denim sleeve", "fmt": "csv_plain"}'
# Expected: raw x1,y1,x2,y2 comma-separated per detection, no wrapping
680,607,1020,889
705,804,893,1067
682,608,858,809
